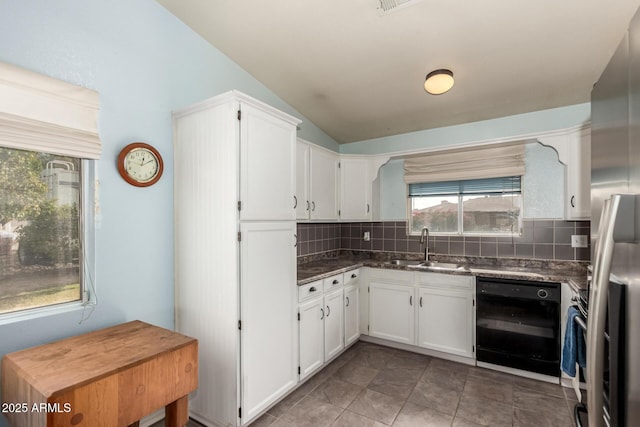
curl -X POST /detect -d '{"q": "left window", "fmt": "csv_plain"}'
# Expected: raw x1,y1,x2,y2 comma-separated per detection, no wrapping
0,147,82,314
0,61,101,321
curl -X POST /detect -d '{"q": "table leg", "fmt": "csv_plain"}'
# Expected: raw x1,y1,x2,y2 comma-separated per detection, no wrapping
165,395,189,427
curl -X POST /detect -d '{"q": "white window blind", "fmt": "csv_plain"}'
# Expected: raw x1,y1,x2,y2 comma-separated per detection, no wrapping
403,144,525,184
0,61,101,159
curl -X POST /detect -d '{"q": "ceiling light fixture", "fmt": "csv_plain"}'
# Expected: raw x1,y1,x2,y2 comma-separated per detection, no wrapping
424,69,454,95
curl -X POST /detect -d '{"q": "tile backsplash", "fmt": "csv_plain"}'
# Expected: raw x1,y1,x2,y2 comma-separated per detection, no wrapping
297,220,590,262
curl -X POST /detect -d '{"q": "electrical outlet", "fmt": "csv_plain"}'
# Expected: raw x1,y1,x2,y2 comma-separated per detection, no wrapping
363,231,370,241
571,235,588,248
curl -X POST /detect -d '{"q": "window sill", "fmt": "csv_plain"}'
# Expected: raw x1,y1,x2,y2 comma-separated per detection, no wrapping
0,300,95,326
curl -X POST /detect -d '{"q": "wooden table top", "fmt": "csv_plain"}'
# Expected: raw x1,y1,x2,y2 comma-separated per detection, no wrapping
2,320,197,398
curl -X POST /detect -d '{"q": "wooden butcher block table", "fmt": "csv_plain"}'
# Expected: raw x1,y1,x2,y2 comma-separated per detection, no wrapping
1,320,198,427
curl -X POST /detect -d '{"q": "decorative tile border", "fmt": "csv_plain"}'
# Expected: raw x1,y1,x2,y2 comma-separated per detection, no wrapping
297,220,590,262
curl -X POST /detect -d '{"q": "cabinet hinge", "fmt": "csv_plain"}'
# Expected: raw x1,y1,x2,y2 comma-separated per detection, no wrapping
298,366,301,375
238,320,242,330
237,110,241,121
237,201,242,211
239,407,242,418
237,232,242,242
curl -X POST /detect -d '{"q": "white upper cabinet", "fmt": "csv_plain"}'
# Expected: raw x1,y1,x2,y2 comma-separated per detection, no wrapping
240,102,297,221
538,126,591,220
295,140,311,220
296,139,339,221
339,157,372,221
565,128,591,220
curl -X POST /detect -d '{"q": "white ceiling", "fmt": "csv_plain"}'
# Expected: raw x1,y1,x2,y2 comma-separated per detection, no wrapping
155,0,640,144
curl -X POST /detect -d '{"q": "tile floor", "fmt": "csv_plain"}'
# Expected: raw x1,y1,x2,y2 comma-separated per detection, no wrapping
250,341,577,427
165,341,578,427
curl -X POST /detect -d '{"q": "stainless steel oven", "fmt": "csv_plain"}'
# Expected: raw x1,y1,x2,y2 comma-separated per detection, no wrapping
476,277,561,377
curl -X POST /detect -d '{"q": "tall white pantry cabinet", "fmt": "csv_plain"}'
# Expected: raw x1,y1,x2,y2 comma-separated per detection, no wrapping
173,91,301,427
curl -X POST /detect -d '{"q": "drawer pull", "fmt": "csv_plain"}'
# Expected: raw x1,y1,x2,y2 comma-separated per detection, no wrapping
309,286,317,292
351,273,357,279
326,305,330,317
320,308,324,320
332,279,339,285
346,297,350,307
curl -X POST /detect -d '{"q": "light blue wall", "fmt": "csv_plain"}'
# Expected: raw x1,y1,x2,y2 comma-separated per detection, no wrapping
339,103,590,155
0,0,336,413
377,143,565,221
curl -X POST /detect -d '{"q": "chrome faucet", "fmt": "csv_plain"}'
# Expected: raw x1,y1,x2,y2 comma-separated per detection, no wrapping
419,227,430,261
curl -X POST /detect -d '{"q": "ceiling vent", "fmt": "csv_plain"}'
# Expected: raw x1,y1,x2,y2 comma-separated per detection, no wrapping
378,0,425,15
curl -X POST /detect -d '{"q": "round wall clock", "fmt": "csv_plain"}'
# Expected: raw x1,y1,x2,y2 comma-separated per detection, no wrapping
117,142,164,187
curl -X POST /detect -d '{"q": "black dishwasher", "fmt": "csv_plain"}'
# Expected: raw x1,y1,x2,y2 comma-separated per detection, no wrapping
476,277,561,377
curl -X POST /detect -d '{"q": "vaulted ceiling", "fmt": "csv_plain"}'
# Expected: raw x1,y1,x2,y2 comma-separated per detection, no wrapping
156,0,640,144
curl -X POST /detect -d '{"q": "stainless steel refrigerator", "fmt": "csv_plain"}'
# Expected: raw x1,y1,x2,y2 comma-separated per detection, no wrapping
588,5,640,427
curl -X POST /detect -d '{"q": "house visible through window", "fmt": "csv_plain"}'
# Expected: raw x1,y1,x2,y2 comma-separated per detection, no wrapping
0,146,82,314
408,176,522,236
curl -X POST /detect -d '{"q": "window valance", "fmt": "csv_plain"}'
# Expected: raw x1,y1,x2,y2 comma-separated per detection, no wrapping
403,143,526,184
0,61,101,159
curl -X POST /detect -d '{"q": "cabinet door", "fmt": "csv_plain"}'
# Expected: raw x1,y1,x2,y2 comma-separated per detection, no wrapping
369,282,415,345
240,222,297,422
309,147,339,220
296,140,310,220
339,158,371,221
417,287,474,357
324,289,345,360
240,103,296,221
344,285,360,346
565,129,591,219
299,296,324,380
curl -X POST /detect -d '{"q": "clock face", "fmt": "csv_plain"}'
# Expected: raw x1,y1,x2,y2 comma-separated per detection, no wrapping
117,143,164,187
124,148,159,183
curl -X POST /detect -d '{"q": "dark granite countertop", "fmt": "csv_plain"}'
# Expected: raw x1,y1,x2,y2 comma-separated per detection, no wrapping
297,251,588,291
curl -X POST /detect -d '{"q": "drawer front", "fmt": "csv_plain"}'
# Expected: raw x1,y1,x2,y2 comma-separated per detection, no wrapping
343,269,360,286
323,273,343,292
416,272,474,290
299,280,323,302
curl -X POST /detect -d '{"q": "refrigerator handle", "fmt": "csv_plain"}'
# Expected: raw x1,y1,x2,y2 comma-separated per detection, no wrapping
587,194,638,427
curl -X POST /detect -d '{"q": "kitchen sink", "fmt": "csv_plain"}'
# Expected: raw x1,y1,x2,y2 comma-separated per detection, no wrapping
384,259,422,266
418,261,470,271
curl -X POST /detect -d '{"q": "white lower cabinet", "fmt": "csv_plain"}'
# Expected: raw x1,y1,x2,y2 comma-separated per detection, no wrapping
324,288,345,360
366,268,476,360
417,287,474,357
369,282,415,345
298,271,359,381
344,285,360,346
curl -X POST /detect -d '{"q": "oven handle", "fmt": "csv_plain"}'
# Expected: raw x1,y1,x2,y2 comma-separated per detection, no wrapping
574,312,587,331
